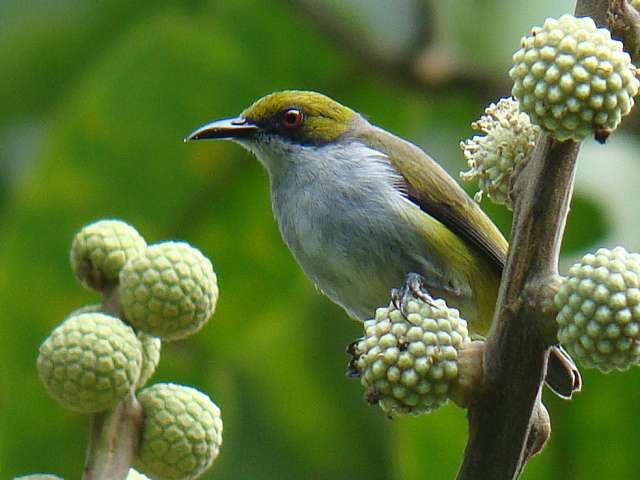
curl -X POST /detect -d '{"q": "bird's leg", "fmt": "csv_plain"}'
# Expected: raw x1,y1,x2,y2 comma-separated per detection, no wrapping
391,272,437,318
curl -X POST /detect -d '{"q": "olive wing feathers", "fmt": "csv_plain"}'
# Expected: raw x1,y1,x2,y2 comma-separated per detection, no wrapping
357,126,508,271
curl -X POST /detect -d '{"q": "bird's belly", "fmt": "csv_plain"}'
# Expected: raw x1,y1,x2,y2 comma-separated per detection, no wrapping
302,240,414,320
268,144,477,323
324,265,413,321
277,201,456,321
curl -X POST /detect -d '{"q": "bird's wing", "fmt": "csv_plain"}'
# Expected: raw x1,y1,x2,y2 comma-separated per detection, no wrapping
357,126,508,272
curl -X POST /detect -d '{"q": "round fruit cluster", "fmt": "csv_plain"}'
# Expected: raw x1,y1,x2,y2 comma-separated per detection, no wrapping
350,289,471,416
556,246,640,372
510,14,639,141
135,383,223,480
35,219,223,480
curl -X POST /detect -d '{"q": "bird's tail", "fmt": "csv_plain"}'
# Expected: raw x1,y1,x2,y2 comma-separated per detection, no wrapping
545,345,581,399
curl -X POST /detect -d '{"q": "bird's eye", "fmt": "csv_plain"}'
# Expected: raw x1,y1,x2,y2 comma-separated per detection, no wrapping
282,109,304,129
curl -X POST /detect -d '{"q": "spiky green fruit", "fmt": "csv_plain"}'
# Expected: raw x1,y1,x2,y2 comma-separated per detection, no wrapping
70,220,146,291
135,383,223,480
510,14,639,141
352,294,470,415
119,242,218,341
66,306,160,387
37,312,142,413
556,247,640,372
460,97,539,209
137,332,161,389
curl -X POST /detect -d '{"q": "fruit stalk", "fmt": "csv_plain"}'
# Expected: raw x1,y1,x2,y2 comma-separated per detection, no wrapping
456,0,629,476
81,284,142,480
82,393,143,480
457,132,579,479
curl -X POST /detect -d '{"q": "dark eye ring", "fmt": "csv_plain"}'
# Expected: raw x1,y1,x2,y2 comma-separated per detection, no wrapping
282,109,304,129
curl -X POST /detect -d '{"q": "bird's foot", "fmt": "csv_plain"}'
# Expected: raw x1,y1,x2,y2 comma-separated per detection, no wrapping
391,273,436,318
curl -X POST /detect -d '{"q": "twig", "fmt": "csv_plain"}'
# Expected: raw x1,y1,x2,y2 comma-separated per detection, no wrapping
289,0,507,97
456,1,612,478
81,285,143,480
457,135,579,479
82,393,143,480
607,0,640,64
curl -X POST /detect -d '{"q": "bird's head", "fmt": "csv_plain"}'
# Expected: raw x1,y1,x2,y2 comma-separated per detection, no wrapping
186,91,361,173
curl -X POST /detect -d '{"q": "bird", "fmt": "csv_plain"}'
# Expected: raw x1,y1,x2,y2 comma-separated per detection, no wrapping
185,90,580,398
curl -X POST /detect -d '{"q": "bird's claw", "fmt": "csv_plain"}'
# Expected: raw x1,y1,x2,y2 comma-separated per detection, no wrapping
390,287,403,311
392,273,436,318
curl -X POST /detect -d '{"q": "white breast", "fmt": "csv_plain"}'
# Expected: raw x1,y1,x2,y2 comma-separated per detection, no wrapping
241,136,443,320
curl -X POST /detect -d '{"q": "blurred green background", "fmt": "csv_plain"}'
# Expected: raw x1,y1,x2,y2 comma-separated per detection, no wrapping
2,0,640,478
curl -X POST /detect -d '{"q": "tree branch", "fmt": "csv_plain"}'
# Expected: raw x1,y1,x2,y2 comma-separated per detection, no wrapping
82,285,142,480
457,2,613,478
607,0,640,64
82,393,143,480
457,135,579,480
289,0,507,98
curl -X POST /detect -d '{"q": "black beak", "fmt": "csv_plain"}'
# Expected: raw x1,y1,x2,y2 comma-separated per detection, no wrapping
184,117,258,142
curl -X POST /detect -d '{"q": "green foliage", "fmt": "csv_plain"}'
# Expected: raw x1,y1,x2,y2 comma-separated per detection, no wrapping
2,1,639,479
